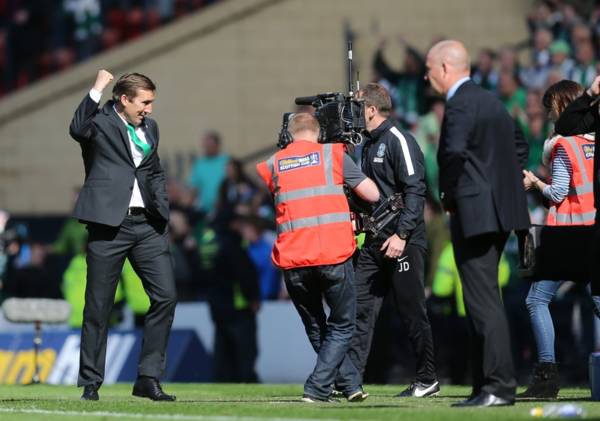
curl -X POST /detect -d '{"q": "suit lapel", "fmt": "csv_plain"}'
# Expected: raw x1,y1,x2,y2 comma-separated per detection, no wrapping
140,119,158,166
102,101,135,165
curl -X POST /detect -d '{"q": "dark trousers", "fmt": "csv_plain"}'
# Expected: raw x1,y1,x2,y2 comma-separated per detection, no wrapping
450,222,516,399
213,315,259,383
78,213,177,387
592,223,600,296
347,242,436,384
284,259,360,399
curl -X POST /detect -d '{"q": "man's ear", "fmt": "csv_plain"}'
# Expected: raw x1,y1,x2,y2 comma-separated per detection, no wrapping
441,62,449,75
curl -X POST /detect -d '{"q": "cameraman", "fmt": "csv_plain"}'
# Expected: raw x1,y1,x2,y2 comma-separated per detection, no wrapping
347,83,439,397
256,113,379,402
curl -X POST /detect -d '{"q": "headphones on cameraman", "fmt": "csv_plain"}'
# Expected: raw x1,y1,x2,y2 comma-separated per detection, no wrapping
277,112,329,149
277,113,295,149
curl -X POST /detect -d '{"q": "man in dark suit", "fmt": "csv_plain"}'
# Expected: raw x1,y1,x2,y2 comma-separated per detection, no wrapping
69,70,176,401
425,40,530,407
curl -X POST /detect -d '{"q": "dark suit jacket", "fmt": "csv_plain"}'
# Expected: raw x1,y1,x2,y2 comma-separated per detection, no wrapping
438,80,530,238
69,94,169,227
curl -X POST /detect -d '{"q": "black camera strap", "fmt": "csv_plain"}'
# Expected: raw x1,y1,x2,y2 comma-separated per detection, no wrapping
360,193,404,238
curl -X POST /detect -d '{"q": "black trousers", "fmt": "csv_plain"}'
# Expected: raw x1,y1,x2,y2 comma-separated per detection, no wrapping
213,314,258,383
78,213,177,387
284,259,361,399
450,221,516,399
592,223,600,296
347,242,436,384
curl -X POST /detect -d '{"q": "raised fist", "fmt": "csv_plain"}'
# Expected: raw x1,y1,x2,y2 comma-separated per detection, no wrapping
93,69,114,93
588,75,600,97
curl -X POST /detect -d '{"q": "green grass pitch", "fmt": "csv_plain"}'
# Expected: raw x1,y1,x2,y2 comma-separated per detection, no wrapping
0,384,599,420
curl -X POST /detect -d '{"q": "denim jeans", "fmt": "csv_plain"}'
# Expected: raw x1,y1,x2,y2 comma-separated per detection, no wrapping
284,259,360,399
526,280,600,363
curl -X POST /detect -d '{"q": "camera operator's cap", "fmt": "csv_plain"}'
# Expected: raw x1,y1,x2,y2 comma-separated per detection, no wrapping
549,40,570,56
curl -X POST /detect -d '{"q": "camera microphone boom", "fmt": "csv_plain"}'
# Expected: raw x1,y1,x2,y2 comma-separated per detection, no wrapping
294,93,339,106
278,41,366,148
294,96,318,106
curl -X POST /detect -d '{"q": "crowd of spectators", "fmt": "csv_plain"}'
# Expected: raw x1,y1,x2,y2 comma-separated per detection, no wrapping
367,0,600,385
1,0,600,385
0,0,220,98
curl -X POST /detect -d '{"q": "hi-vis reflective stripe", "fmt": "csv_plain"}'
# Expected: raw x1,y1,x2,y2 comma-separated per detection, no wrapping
563,137,594,196
390,126,415,176
324,144,334,185
274,185,344,205
266,144,350,233
550,209,596,224
266,155,279,193
269,144,345,204
564,137,592,183
277,212,351,234
568,182,594,196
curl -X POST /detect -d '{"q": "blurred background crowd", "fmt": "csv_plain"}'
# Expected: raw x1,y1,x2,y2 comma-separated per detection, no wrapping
1,0,600,385
0,0,219,97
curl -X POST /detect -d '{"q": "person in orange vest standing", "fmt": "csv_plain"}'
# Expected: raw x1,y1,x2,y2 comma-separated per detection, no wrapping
256,113,379,403
521,79,600,399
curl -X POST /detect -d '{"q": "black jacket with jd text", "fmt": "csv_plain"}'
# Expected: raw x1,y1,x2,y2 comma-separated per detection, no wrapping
361,118,427,248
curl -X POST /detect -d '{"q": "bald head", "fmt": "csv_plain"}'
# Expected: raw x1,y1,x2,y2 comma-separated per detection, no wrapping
426,40,471,95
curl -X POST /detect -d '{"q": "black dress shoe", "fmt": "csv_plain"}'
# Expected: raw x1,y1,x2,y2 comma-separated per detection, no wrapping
132,376,176,401
454,391,479,406
81,384,99,401
452,391,514,407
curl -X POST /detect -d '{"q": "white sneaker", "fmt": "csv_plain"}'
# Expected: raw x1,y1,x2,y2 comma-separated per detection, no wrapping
301,394,339,403
396,381,440,398
346,388,369,402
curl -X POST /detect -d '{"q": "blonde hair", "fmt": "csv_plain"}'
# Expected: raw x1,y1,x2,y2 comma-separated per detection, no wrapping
288,113,320,137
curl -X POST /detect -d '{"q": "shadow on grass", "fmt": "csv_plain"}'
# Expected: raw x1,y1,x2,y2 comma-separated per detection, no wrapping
167,399,304,403
319,405,411,409
517,396,594,403
173,399,413,408
0,398,67,403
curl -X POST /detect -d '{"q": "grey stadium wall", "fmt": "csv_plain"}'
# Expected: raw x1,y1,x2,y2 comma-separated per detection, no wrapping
0,0,532,214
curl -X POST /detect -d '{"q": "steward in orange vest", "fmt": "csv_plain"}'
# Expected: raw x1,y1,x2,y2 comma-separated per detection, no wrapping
256,112,379,402
257,140,355,269
546,135,596,226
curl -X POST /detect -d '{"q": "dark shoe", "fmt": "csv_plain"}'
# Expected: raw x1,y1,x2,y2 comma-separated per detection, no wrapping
452,391,514,407
346,387,369,402
517,362,559,399
454,392,479,406
301,394,339,403
81,384,99,401
396,380,440,397
132,376,176,401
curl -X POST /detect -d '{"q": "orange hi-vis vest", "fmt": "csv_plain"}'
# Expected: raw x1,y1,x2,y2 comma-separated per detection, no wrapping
547,135,596,226
256,141,355,269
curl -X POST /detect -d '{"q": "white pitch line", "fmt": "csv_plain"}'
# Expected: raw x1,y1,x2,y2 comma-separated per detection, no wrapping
0,407,348,421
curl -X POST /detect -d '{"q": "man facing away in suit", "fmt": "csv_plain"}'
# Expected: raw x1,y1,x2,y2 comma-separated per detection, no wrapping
69,70,177,401
425,41,530,407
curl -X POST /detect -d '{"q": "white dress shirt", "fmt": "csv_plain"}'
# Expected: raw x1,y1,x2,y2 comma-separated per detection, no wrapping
446,77,471,101
89,89,149,208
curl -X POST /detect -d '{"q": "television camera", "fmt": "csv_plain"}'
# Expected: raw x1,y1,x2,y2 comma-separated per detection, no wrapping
277,41,366,149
